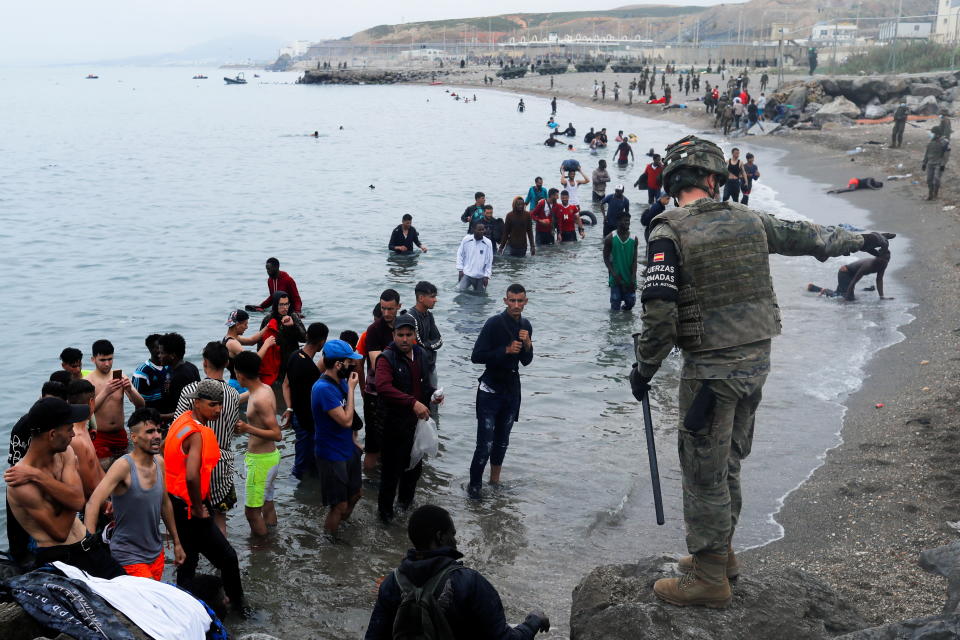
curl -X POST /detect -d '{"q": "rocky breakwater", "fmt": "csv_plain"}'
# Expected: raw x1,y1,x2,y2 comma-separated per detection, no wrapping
769,71,960,128
570,543,960,639
298,69,441,85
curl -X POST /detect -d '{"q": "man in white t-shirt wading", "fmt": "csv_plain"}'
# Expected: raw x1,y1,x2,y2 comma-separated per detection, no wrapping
457,222,494,293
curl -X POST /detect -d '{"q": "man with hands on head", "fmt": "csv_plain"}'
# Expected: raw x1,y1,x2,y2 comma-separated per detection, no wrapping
630,134,895,608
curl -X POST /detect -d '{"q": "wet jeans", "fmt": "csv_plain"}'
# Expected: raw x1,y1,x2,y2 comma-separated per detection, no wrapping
291,414,317,479
469,384,521,487
609,284,636,310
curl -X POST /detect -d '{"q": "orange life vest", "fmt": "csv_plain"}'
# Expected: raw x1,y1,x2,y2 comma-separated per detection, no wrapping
164,411,220,507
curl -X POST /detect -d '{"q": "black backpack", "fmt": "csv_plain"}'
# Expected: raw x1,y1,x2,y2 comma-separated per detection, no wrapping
392,563,459,640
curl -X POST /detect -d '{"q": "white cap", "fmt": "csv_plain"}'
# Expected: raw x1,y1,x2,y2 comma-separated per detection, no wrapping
615,184,625,192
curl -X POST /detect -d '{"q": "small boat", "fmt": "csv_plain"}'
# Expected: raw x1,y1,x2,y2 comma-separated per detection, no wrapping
224,73,247,85
86,74,98,79
192,74,208,79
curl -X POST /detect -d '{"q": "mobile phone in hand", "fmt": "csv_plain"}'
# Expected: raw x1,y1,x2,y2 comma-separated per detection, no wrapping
113,370,123,380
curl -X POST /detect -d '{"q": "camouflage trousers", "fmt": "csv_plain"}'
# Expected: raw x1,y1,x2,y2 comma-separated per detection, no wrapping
677,375,766,555
927,164,942,190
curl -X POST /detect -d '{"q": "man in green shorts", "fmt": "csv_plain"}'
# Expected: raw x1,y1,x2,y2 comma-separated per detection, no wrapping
233,352,282,537
603,212,638,311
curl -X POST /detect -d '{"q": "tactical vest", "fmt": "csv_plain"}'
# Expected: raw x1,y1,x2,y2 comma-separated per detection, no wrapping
653,199,781,352
377,344,429,402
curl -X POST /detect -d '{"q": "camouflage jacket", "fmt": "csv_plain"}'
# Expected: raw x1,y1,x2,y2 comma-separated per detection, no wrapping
923,137,951,168
633,199,864,380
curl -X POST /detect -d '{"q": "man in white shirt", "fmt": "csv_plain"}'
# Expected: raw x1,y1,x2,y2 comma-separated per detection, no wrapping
560,169,590,211
457,222,494,293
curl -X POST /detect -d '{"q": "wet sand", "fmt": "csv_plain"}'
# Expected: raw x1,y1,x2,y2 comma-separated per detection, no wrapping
444,68,960,625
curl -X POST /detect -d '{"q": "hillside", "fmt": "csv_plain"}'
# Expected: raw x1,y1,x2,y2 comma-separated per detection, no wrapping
349,0,936,45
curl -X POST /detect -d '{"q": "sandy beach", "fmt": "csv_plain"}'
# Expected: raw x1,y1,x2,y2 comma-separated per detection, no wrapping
443,67,960,626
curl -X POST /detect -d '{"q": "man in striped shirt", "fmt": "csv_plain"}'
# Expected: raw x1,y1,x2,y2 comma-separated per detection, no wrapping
131,334,168,411
175,342,241,536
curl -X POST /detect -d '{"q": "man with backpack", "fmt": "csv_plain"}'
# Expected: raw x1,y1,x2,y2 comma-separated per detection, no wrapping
364,504,551,639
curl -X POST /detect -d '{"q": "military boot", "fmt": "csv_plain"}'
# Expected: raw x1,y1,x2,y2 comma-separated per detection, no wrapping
926,186,936,201
654,552,732,608
677,543,739,581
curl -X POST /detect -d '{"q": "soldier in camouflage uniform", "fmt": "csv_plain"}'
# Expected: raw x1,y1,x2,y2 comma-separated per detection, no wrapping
630,135,893,608
922,125,951,201
890,102,908,148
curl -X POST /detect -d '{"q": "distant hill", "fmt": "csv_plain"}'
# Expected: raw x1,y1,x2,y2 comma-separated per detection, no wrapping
84,34,282,67
348,0,936,45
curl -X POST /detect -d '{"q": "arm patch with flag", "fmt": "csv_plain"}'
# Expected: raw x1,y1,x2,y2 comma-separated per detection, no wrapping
642,239,679,302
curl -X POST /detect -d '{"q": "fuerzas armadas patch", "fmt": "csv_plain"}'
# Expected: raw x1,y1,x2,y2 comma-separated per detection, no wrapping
642,239,679,302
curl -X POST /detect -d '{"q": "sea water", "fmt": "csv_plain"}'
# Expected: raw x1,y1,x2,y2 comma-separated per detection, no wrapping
0,67,912,637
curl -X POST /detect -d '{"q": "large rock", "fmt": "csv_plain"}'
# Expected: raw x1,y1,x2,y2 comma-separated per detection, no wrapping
815,95,861,119
569,555,867,639
864,104,889,119
836,613,960,639
916,95,941,116
910,83,944,98
786,85,808,110
820,77,839,96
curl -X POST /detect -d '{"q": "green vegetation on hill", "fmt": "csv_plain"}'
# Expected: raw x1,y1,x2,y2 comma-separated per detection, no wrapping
358,6,707,40
832,41,960,74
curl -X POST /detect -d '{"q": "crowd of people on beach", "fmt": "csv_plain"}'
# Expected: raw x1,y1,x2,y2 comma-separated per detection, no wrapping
3,74,903,638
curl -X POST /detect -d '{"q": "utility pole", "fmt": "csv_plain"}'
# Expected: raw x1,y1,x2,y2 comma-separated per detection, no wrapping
891,0,903,73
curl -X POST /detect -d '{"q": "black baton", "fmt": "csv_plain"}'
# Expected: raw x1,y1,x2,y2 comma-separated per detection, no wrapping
642,390,665,525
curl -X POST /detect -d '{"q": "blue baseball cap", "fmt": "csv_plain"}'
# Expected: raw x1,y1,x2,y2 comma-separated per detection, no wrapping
323,339,362,360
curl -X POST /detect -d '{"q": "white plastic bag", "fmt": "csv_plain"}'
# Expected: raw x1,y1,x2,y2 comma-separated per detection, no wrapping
408,417,439,470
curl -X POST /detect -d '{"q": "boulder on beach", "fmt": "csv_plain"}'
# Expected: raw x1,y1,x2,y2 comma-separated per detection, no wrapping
787,85,808,111
910,83,944,99
916,95,941,116
864,104,889,119
569,555,867,639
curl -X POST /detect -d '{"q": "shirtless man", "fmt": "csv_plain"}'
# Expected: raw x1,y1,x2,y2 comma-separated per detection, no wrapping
5,397,124,578
85,339,145,469
84,407,185,580
807,247,893,301
232,351,282,536
66,379,103,499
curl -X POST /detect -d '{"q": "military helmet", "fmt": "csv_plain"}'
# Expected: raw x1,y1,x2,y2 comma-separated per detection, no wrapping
661,135,727,197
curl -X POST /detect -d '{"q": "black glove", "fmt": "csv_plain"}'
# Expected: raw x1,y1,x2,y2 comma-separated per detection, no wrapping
860,232,895,254
630,363,651,401
524,610,551,633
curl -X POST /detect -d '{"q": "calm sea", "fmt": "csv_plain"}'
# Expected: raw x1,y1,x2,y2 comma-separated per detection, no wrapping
0,66,912,637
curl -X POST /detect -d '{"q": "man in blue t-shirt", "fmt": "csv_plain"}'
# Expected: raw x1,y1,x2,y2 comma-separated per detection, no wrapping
600,185,630,237
311,339,363,534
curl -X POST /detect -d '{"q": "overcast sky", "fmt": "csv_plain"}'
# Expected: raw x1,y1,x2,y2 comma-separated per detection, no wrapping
1,0,740,65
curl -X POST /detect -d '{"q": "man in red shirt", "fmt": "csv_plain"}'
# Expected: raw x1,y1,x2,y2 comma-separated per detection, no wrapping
643,154,664,204
250,257,303,315
530,188,561,247
555,191,585,242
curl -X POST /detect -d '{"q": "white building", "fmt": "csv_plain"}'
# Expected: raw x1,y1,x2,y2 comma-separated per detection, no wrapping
279,40,312,58
879,21,932,41
399,48,445,60
934,0,960,43
809,22,857,42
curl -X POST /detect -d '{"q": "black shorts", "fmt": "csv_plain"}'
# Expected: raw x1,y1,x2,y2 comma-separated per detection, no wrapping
362,393,382,454
318,449,362,506
560,230,578,242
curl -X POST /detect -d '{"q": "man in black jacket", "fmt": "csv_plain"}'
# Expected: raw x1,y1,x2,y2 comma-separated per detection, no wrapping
468,284,533,500
374,314,439,523
364,504,550,640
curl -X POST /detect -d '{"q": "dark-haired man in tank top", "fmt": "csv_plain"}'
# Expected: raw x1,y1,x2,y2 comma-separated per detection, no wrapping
84,407,185,579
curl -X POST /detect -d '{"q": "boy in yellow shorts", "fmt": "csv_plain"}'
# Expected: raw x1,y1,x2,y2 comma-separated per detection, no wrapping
233,352,282,536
